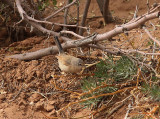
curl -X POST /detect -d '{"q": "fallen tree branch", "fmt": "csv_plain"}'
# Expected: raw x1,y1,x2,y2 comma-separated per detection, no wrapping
15,0,70,42
6,33,97,60
96,11,160,41
90,43,157,74
7,0,160,60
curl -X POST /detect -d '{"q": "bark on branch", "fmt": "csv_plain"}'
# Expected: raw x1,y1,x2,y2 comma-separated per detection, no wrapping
6,0,160,60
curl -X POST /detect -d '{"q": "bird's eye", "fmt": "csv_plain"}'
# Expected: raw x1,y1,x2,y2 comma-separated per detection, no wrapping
78,62,82,65
78,60,84,66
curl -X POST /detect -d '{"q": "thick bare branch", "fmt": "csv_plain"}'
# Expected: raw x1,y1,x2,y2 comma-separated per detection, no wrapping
63,0,70,30
97,0,112,23
15,0,70,41
7,0,160,60
6,34,97,60
79,0,91,35
96,11,160,41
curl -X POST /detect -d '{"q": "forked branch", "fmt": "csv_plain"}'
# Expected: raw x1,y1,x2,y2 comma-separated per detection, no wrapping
7,0,160,60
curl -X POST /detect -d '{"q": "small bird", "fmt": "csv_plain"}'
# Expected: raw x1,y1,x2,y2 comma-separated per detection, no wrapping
54,36,85,73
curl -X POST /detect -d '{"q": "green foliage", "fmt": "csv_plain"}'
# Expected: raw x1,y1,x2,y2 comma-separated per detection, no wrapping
146,38,160,47
38,0,57,11
37,0,74,11
112,56,137,81
95,56,137,82
130,114,145,119
81,77,117,108
141,82,160,101
52,0,57,6
147,40,153,46
69,0,73,3
81,56,137,108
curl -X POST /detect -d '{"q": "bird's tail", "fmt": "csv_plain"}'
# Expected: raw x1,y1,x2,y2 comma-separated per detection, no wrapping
54,36,64,54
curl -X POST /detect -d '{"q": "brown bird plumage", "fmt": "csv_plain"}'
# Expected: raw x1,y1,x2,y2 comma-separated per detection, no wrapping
54,36,84,73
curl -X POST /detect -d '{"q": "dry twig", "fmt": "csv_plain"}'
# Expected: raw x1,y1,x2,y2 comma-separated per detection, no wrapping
57,86,136,113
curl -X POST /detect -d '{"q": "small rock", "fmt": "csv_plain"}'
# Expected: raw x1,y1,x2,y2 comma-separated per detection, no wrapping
36,70,42,78
0,94,6,101
17,76,22,80
59,97,65,103
48,109,56,116
46,73,51,79
35,100,44,110
28,93,43,102
13,51,20,54
20,93,26,99
19,105,26,110
26,74,34,83
44,103,54,112
29,101,34,105
32,60,39,66
18,99,27,106
48,100,56,105
0,109,4,114
91,50,102,57
25,66,34,75
7,94,13,100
